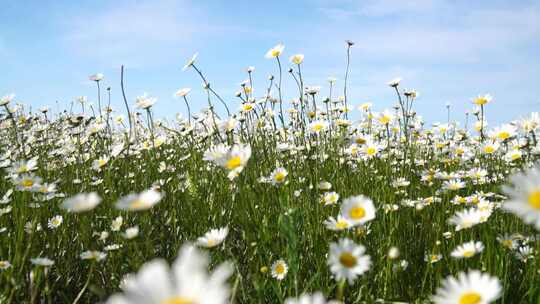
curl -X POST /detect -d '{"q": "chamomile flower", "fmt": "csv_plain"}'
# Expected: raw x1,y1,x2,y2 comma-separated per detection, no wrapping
265,43,285,58
31,257,54,267
61,192,102,213
340,195,376,226
196,227,228,248
450,241,484,259
502,164,540,229
285,292,327,304
269,167,288,185
135,93,157,109
80,250,107,261
115,189,163,211
92,156,109,171
89,73,104,81
105,243,232,304
271,259,288,280
309,120,329,134
448,208,484,231
472,94,493,106
322,191,340,206
0,260,11,270
175,88,191,98
47,215,63,229
12,174,41,192
432,270,501,304
182,53,198,71
290,54,304,65
323,215,352,231
123,226,140,239
204,144,252,176
328,238,371,284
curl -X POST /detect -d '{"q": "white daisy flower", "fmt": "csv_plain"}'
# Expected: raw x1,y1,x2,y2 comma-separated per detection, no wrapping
285,292,327,304
47,215,63,229
450,241,484,259
270,259,288,281
502,164,540,230
196,227,228,248
327,238,371,284
115,189,163,211
432,270,501,304
61,192,102,213
448,208,484,231
106,243,232,304
340,195,376,226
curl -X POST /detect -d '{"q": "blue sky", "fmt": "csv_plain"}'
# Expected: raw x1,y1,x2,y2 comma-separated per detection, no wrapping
1,0,539,125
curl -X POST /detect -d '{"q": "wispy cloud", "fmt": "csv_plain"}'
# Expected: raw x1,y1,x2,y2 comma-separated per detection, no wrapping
313,1,540,64
63,0,204,67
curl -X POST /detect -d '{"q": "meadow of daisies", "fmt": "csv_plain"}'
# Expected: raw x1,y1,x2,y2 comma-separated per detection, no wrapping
0,42,539,303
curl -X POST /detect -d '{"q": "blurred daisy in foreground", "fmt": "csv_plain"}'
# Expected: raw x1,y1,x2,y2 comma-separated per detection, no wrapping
327,238,371,284
285,292,328,304
502,163,540,230
61,192,102,213
432,270,501,304
31,257,54,267
451,241,484,259
115,189,163,211
271,259,288,281
106,244,231,304
197,227,228,248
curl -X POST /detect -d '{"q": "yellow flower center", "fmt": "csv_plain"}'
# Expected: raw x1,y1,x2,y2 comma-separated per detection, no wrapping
474,97,488,105
462,250,475,258
130,199,145,209
161,297,195,304
528,189,540,210
21,179,34,188
349,206,366,220
274,172,286,183
335,220,349,230
271,50,281,57
379,116,390,124
484,146,495,153
355,138,366,144
459,292,482,304
226,156,242,170
275,263,285,274
207,239,217,247
312,124,323,131
502,240,513,248
498,132,510,140
366,147,377,156
339,252,357,268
